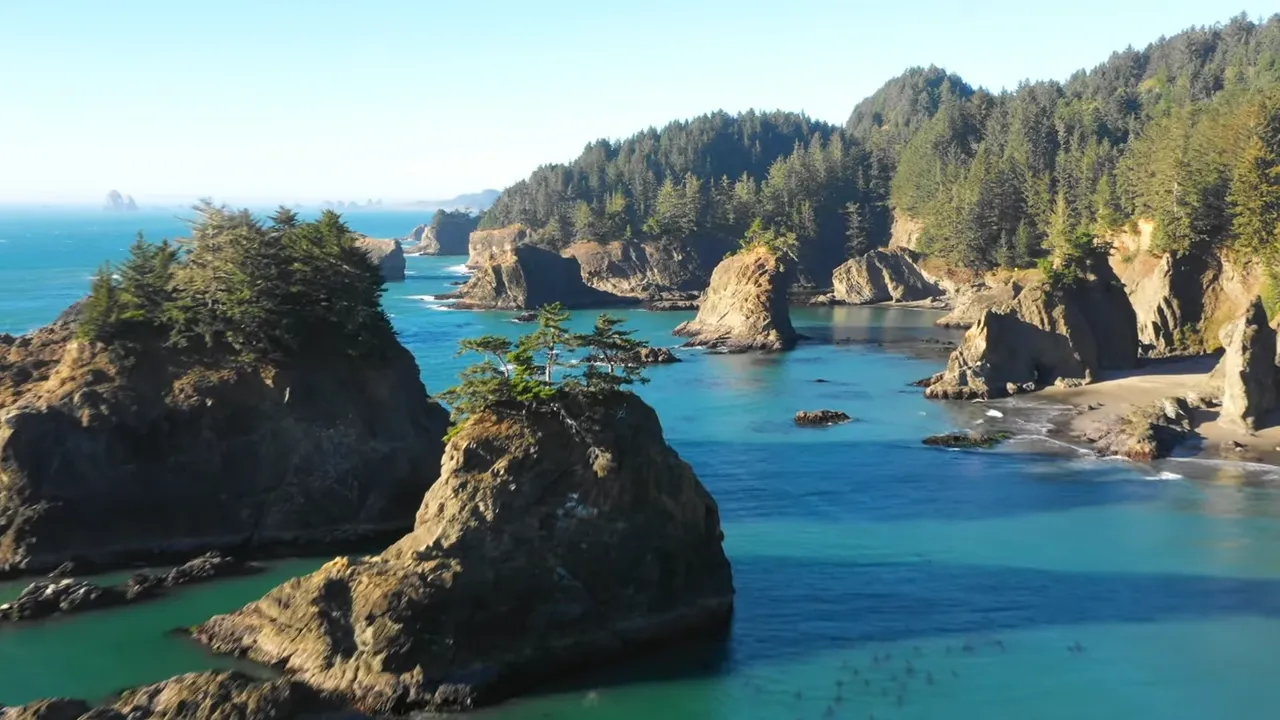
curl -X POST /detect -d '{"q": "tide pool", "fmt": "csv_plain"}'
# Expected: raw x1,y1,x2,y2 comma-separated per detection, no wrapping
2,209,1280,719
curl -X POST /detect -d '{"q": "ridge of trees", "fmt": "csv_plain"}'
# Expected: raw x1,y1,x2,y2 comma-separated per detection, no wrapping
480,13,1280,282
78,202,394,361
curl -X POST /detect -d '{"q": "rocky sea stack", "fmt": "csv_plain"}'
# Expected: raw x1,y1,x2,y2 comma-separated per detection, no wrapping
673,246,797,352
562,238,730,299
926,258,1138,400
445,244,634,310
0,207,450,575
407,210,478,256
196,389,734,714
1212,297,1277,431
354,237,406,282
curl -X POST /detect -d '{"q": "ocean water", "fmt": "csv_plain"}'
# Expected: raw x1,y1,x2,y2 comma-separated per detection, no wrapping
4,209,1280,719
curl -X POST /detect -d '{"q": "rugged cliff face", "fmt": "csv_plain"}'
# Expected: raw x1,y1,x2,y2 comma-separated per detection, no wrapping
831,248,943,304
673,246,797,351
466,224,532,267
0,313,449,575
926,261,1138,400
445,245,634,310
195,390,734,714
1108,220,1263,356
407,222,474,256
561,238,730,298
353,238,406,282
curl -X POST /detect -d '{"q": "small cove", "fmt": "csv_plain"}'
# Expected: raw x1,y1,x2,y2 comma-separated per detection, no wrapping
4,210,1280,719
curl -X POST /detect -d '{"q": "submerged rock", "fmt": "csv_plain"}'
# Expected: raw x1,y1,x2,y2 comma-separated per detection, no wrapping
831,248,943,305
353,237,406,282
1213,297,1277,432
445,245,635,310
673,246,797,352
794,410,853,426
0,312,450,575
922,431,1012,449
195,390,734,714
926,260,1138,400
1084,396,1194,461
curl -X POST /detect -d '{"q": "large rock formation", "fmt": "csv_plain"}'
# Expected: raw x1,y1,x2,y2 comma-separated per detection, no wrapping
445,245,633,310
466,224,531,267
561,238,727,298
673,246,797,352
406,213,478,256
935,280,1020,328
353,237,406,282
195,390,734,714
1214,297,1277,432
831,248,943,305
926,260,1138,400
0,312,449,575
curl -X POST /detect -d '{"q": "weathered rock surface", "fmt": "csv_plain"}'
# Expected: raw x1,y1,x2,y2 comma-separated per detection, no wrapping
673,247,797,352
794,410,852,426
635,347,680,364
1083,396,1194,461
562,239,726,298
195,390,733,714
1213,297,1277,432
111,671,329,720
926,260,1138,400
0,313,450,575
922,431,1012,449
445,245,635,310
466,224,531,267
0,578,123,621
832,248,943,305
0,698,94,720
353,237,406,282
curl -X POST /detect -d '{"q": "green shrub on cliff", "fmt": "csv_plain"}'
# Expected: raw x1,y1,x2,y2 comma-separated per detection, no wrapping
77,203,392,361
441,306,653,433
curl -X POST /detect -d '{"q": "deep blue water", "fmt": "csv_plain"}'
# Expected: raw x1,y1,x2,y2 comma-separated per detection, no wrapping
3,209,1280,719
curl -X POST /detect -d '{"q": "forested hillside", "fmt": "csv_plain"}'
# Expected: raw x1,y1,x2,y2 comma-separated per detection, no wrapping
483,13,1280,284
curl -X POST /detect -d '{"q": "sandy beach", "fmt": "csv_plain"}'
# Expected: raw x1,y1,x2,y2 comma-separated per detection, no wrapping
1035,355,1280,466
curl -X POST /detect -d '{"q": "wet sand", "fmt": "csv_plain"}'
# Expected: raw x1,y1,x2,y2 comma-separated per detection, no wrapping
1034,355,1280,466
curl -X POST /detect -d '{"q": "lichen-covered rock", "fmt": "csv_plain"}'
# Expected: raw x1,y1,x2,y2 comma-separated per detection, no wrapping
445,245,634,310
1214,297,1277,432
0,313,449,575
1084,396,1194,461
673,247,797,352
195,390,733,714
794,410,852,426
353,238,406,282
831,248,943,305
926,260,1138,400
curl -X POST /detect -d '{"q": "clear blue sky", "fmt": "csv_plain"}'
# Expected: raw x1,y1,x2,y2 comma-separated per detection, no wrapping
0,1,1273,205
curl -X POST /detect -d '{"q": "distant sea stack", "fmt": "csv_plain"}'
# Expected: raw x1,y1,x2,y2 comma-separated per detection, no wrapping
673,245,797,352
406,210,478,256
195,389,734,714
103,190,138,212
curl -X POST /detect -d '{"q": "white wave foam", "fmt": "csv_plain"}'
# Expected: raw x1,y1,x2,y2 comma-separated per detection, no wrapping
986,409,1004,418
1145,471,1184,480
406,295,439,302
429,305,458,311
445,264,472,275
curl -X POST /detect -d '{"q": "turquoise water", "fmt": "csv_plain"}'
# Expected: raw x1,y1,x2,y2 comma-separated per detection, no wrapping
3,209,1280,718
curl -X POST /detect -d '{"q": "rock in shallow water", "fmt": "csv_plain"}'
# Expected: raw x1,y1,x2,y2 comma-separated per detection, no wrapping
673,246,796,352
635,347,681,364
922,431,1012,449
794,410,853,426
194,389,734,714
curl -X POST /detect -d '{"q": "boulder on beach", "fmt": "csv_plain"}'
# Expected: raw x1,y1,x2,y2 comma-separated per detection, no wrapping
673,246,797,352
1084,396,1194,461
195,389,734,714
